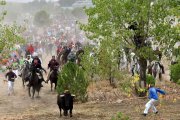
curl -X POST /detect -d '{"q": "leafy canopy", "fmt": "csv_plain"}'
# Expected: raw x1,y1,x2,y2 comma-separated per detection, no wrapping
0,1,25,53
80,0,179,82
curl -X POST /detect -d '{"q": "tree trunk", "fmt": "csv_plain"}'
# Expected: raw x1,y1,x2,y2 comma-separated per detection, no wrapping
138,57,147,97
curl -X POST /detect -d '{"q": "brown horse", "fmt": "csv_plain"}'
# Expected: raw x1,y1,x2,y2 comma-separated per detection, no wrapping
56,46,71,68
49,67,59,91
28,71,42,99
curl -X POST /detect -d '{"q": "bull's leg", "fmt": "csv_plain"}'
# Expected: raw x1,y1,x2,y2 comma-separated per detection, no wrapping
64,110,68,116
70,109,72,117
59,107,62,117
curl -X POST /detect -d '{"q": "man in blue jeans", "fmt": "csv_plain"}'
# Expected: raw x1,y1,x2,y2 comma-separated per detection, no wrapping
143,84,166,116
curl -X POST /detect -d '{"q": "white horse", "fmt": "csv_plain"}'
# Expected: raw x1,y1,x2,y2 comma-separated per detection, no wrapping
152,61,162,81
131,62,140,76
119,50,128,70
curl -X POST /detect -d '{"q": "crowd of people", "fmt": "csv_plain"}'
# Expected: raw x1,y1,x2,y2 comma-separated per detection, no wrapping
0,13,87,96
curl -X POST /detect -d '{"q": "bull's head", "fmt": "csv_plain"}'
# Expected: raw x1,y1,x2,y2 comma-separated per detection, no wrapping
60,91,75,116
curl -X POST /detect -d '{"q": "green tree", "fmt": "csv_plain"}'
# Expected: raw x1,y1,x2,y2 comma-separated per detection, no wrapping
57,62,89,102
80,0,179,96
170,60,180,85
33,10,51,27
0,1,25,53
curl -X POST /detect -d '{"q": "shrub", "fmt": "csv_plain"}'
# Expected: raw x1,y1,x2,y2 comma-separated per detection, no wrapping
146,74,155,86
170,63,180,84
131,74,147,97
111,112,130,120
57,61,89,102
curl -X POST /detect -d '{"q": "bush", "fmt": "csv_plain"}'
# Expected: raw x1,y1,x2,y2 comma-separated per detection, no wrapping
57,62,89,102
146,74,155,86
111,112,129,120
170,63,180,84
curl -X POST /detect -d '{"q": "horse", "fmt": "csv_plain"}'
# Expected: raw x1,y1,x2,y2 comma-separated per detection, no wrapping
152,61,162,81
75,49,84,65
118,49,128,70
21,61,31,88
28,70,42,99
49,66,59,91
131,62,140,76
57,46,71,68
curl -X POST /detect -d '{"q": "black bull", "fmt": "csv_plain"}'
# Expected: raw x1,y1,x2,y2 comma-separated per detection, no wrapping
57,93,75,117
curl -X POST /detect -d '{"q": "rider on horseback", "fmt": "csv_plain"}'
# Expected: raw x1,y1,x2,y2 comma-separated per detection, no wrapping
24,55,33,64
46,55,59,83
27,55,46,87
19,55,32,77
154,47,165,74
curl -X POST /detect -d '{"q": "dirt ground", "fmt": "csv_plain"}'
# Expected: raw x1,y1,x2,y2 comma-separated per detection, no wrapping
0,56,179,120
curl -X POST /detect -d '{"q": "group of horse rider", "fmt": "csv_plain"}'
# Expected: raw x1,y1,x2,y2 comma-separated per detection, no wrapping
19,54,60,88
131,47,165,77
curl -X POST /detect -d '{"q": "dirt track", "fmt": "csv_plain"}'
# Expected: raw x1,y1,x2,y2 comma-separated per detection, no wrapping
0,56,180,120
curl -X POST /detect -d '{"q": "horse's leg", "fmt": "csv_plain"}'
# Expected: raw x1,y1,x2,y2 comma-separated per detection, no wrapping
55,82,57,90
51,82,53,92
22,79,25,88
131,68,134,76
28,87,31,97
153,71,156,79
159,73,162,81
37,91,40,98
32,87,35,99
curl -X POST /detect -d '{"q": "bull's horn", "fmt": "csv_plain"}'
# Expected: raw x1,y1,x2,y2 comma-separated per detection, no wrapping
71,94,76,97
60,95,64,97
64,90,69,93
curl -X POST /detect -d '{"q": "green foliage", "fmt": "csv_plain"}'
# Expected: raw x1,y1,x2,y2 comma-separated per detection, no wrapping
170,63,180,85
80,0,179,90
146,74,155,86
0,24,25,53
33,10,51,27
57,62,89,102
111,112,130,120
81,45,98,81
0,1,25,54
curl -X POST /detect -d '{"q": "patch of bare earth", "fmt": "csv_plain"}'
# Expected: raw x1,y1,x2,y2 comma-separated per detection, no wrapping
0,57,179,120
